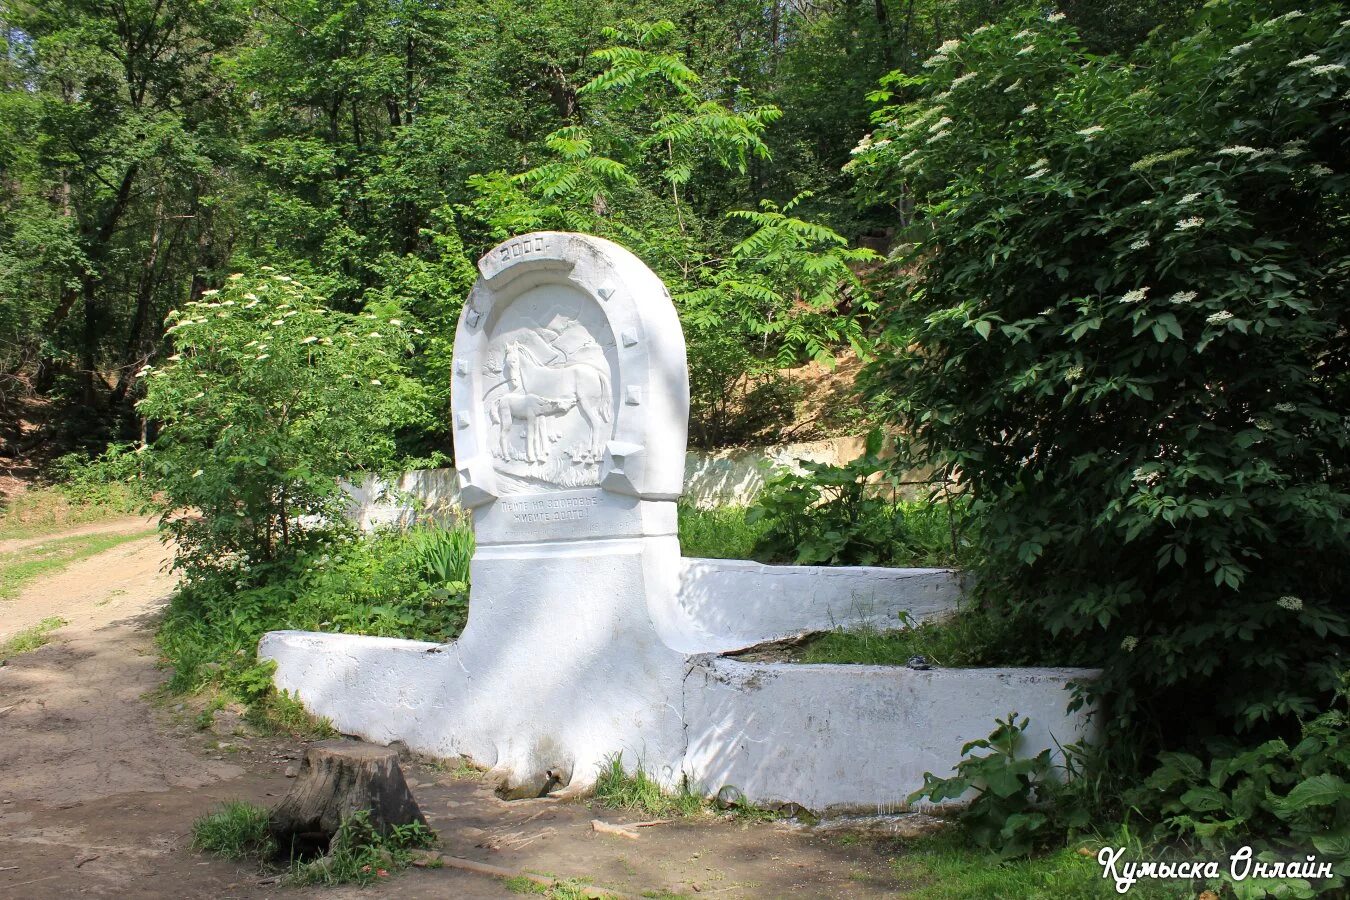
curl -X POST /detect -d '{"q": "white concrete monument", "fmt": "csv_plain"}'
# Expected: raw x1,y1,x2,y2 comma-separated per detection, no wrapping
261,232,1097,810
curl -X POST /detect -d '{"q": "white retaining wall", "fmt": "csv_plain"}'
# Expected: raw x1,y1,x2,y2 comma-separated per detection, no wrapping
343,436,874,529
684,657,1095,813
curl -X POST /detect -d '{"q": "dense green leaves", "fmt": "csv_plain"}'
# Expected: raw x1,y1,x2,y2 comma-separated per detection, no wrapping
855,0,1350,862
137,271,427,573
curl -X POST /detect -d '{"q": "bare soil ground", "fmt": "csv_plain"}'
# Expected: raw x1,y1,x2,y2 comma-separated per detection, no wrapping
0,530,917,899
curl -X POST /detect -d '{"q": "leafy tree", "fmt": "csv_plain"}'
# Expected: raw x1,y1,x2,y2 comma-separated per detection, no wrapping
854,0,1348,789
137,270,427,575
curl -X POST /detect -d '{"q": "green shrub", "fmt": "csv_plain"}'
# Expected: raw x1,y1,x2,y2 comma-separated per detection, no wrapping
158,523,472,701
191,801,276,860
47,442,153,508
747,429,973,567
908,713,1089,859
136,269,431,578
853,0,1349,822
1130,680,1350,892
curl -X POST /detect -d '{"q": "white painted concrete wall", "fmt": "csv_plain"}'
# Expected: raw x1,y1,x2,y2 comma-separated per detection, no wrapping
683,657,1097,813
342,435,877,530
662,559,964,654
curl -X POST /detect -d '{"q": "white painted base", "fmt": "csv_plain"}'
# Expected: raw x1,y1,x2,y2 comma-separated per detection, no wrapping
261,555,1098,810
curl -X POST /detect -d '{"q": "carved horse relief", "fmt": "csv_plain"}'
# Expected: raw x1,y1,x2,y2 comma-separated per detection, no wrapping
478,289,617,492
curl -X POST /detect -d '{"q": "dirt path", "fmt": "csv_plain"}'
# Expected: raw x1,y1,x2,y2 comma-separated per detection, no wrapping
0,529,917,899
0,515,160,556
0,528,167,642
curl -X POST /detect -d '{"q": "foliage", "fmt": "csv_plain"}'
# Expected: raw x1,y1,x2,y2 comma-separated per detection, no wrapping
136,270,429,576
158,524,473,703
747,429,971,566
192,804,435,885
909,713,1088,859
593,754,705,819
191,801,277,861
288,811,436,886
797,607,1054,669
894,829,1193,900
1133,680,1350,894
675,502,768,560
854,0,1350,783
46,443,153,507
0,616,67,660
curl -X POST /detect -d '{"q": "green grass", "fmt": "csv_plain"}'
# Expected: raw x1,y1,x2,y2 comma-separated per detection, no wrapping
591,755,778,822
676,503,767,560
243,689,338,739
893,833,1196,900
288,811,436,885
794,605,1075,669
0,528,156,600
192,805,435,885
593,755,707,818
191,801,277,860
504,876,602,899
0,616,67,660
0,484,144,540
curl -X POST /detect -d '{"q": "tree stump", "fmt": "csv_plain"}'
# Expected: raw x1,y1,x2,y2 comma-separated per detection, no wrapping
268,741,428,857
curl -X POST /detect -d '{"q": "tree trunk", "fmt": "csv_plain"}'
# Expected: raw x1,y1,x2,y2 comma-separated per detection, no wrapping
268,742,427,857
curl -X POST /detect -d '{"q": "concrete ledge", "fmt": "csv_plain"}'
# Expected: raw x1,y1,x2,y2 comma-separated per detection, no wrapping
681,656,1098,813
670,558,962,653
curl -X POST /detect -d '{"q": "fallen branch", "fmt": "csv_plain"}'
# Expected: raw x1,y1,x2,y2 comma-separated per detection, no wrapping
591,819,640,840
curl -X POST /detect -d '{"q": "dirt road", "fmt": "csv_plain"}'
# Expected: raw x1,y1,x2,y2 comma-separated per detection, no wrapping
0,529,912,899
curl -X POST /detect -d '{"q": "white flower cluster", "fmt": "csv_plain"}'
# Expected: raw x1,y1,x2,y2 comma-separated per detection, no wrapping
1130,238,1151,250
1311,64,1346,75
1003,78,1023,93
1076,125,1105,139
1021,103,1039,114
1169,291,1198,304
1180,192,1201,204
1206,310,1233,325
1281,139,1308,158
1277,596,1303,611
1288,54,1320,68
1176,217,1205,230
1119,287,1150,304
1217,145,1269,157
1274,402,1296,413
951,72,978,88
1047,12,1066,22
1120,636,1139,652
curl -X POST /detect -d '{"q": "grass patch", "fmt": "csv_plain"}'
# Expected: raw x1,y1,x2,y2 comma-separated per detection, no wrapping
893,833,1195,899
0,528,156,600
0,484,144,540
677,503,767,560
593,756,706,818
793,605,1076,669
191,801,277,860
191,805,435,885
288,811,436,886
591,755,778,822
0,616,66,660
504,876,602,898
243,689,338,740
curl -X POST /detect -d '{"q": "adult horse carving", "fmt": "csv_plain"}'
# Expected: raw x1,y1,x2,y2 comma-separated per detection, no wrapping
504,342,612,458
